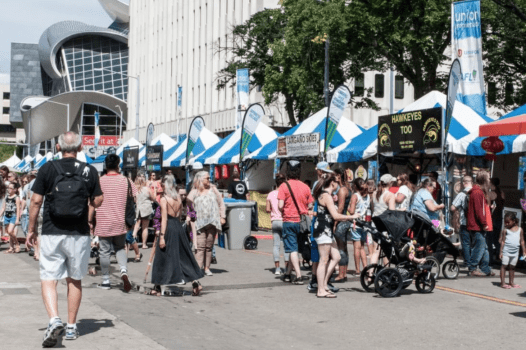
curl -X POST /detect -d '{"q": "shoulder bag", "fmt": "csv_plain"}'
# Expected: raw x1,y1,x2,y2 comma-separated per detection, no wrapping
125,178,136,229
284,181,311,235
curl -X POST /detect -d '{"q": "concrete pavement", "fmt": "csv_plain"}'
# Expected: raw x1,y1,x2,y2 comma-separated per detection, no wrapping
1,236,526,349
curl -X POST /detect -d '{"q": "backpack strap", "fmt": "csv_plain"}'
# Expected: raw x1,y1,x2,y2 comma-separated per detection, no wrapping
74,162,87,176
51,160,66,175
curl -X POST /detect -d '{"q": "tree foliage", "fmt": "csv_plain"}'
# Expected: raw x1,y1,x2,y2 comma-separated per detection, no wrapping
482,0,526,110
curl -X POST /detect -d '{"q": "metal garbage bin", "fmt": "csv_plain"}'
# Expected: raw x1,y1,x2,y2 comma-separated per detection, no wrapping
223,199,255,250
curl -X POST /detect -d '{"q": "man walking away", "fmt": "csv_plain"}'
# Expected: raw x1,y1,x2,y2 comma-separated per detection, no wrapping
91,154,137,291
451,176,472,267
227,168,250,200
26,132,103,347
278,160,314,284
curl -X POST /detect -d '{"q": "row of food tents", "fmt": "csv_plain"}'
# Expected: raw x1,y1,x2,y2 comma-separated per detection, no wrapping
4,89,526,178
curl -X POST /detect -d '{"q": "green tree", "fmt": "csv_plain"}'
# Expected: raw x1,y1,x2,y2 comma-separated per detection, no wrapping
482,0,526,110
0,144,21,164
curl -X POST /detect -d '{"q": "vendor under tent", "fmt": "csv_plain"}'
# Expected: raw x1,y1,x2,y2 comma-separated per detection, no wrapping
168,127,221,167
245,107,364,161
0,154,21,169
191,123,279,166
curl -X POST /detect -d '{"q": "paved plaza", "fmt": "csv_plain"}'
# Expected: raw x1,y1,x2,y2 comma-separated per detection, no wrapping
1,235,525,350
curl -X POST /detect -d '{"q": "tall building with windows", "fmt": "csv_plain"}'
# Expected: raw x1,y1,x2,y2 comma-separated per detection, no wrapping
10,0,130,158
0,85,24,143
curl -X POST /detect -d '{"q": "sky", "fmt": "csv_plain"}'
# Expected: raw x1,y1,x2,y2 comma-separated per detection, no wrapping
0,0,115,85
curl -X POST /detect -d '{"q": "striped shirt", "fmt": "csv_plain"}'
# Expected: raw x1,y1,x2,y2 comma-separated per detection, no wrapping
95,173,137,237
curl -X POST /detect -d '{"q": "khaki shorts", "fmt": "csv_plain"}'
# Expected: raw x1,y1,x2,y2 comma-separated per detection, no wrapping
40,235,91,281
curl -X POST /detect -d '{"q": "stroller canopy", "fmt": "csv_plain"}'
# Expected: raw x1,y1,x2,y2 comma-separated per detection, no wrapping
372,210,415,243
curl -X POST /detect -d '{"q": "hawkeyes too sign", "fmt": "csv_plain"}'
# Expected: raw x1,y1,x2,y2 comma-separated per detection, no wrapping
377,107,442,153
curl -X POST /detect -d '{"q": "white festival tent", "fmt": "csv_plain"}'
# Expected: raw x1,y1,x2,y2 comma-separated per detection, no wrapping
245,107,364,161
139,133,178,166
168,127,222,167
0,154,21,169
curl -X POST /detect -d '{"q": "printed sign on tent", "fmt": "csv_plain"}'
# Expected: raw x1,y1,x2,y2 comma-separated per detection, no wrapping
240,103,265,160
325,85,352,153
378,107,443,153
451,0,487,117
276,133,320,158
122,147,140,170
146,145,164,171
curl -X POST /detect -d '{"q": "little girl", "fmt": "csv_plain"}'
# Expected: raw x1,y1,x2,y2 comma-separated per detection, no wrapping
499,212,526,289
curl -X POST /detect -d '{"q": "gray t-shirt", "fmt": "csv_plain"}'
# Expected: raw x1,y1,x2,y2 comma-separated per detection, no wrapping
452,187,471,226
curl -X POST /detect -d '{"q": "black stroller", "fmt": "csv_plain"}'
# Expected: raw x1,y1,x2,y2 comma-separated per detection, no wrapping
356,211,437,298
409,210,461,280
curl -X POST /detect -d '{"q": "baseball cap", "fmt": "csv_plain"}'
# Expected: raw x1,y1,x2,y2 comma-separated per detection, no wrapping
380,174,396,184
316,161,333,173
192,162,203,171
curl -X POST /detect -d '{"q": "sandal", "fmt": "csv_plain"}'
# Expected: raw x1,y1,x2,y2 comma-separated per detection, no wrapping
317,293,337,298
501,284,511,289
4,248,14,254
192,281,202,296
134,253,143,263
14,246,20,253
511,284,521,289
145,285,161,296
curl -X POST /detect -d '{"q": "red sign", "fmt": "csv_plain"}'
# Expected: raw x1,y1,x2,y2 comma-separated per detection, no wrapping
82,136,119,147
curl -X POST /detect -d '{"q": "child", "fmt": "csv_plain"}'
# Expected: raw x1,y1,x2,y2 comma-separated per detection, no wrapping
499,212,526,289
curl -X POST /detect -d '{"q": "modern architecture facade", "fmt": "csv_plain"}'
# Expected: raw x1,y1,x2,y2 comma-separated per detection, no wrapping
10,0,130,158
0,84,24,143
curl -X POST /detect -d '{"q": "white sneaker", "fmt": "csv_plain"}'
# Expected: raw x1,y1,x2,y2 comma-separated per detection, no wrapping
274,268,281,275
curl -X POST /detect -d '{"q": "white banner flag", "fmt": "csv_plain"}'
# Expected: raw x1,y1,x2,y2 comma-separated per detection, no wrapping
451,0,487,117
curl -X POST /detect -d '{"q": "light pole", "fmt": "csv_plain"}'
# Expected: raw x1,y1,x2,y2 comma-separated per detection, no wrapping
317,0,330,107
93,68,140,140
44,100,70,132
115,104,123,142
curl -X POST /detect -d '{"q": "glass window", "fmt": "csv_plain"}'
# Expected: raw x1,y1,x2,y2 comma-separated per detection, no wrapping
121,57,128,64
2,107,9,114
85,78,93,85
102,60,111,68
114,87,123,95
84,57,92,64
84,71,93,79
112,73,121,81
375,74,384,98
354,74,364,96
101,127,117,136
113,80,122,87
94,76,103,84
84,85,94,91
95,83,104,91
74,52,82,59
93,62,102,69
488,82,497,104
74,59,82,66
99,116,116,126
74,73,83,80
84,64,93,71
102,53,111,61
93,56,101,63
2,92,9,100
104,82,113,90
395,76,404,99
82,126,95,135
112,59,120,67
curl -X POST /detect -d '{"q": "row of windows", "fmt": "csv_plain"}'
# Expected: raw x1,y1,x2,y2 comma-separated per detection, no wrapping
354,74,405,99
81,105,127,136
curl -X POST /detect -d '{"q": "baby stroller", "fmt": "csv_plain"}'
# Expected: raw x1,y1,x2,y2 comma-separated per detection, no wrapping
409,210,460,280
356,211,436,298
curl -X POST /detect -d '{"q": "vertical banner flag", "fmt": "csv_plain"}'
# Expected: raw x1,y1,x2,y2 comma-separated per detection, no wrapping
240,103,265,160
325,85,352,154
177,86,182,116
94,111,100,149
445,59,462,143
236,69,250,129
186,116,205,164
452,0,487,117
273,158,280,179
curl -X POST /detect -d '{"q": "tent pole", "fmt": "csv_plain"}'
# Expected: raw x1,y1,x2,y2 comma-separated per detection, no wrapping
491,160,494,177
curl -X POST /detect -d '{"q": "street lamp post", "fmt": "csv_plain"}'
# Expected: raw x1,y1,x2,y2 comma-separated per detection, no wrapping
93,68,140,140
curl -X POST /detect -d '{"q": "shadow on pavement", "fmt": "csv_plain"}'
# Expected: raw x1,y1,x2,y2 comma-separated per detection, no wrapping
209,268,228,274
78,319,115,336
510,312,526,318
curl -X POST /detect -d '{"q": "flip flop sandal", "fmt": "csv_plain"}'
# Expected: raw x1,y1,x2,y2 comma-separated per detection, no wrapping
134,253,143,262
511,285,521,289
3,249,14,254
317,294,337,298
501,284,511,289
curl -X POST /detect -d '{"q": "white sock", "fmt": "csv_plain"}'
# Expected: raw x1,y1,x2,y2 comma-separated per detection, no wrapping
50,316,61,324
67,323,76,329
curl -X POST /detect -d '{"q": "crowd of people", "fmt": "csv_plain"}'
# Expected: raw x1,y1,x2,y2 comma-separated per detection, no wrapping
2,130,525,347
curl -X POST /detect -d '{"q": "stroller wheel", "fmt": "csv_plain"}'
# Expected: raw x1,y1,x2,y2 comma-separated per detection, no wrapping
374,267,403,298
442,260,459,279
425,256,440,280
360,264,382,293
415,272,435,293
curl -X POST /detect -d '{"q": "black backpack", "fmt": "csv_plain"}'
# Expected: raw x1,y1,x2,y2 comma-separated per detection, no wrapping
48,161,89,219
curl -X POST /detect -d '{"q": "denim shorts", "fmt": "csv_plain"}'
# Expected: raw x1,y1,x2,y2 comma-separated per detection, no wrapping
125,229,136,244
351,227,367,242
4,215,16,226
310,235,319,263
282,222,300,253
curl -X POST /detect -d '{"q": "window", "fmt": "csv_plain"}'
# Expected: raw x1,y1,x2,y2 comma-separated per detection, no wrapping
375,74,384,98
354,74,364,96
488,82,497,104
2,107,9,114
505,83,514,105
3,92,9,100
395,76,404,99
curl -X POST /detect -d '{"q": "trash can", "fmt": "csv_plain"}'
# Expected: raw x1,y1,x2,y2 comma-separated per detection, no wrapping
223,199,255,250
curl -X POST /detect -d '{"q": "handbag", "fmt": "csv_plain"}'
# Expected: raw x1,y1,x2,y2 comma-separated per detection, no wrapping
125,178,136,229
284,181,311,235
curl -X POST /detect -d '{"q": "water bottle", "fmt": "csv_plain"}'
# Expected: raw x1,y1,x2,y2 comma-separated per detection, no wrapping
365,209,372,222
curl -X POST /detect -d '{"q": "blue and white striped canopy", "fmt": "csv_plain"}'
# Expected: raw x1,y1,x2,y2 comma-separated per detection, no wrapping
14,155,34,172
398,91,494,155
326,126,378,163
0,154,20,169
169,127,222,167
139,133,178,166
191,123,279,165
117,137,145,165
466,104,526,156
54,151,93,164
246,107,364,160
34,152,54,170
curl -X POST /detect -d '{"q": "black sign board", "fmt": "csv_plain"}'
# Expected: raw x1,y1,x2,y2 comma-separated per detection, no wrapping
377,107,443,153
146,145,164,171
122,147,140,170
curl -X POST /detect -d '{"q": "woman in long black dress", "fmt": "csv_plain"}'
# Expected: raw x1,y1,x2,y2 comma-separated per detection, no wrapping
151,175,204,296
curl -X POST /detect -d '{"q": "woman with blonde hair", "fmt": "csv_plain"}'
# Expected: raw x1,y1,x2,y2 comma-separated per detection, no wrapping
133,174,155,249
187,171,226,276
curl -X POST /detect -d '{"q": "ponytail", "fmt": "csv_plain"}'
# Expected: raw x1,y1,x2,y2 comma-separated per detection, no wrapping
313,173,337,199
